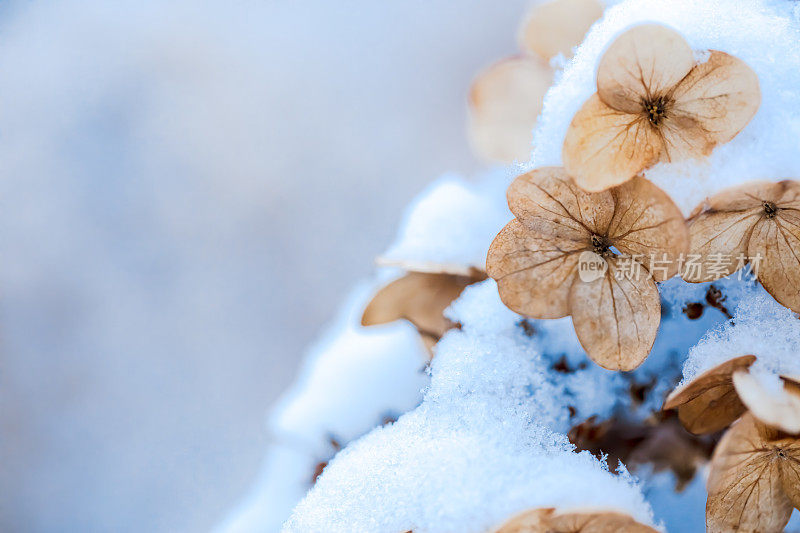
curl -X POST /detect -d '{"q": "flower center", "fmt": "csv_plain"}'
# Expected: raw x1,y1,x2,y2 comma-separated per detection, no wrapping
642,95,669,126
764,201,778,218
591,234,610,255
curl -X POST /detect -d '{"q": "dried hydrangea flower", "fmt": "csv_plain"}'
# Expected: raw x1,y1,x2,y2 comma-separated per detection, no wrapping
468,57,554,163
518,0,604,61
733,371,800,435
562,24,760,192
682,180,800,313
706,413,800,533
486,167,688,370
494,508,656,533
469,0,602,163
662,355,756,434
362,267,486,356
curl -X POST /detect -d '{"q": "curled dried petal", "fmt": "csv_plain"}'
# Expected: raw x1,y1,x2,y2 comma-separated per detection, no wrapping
596,24,694,114
568,255,660,371
562,95,663,192
507,167,614,239
518,0,603,61
663,355,755,434
733,371,800,434
468,56,554,163
707,413,796,533
487,219,584,319
361,271,483,340
607,176,688,281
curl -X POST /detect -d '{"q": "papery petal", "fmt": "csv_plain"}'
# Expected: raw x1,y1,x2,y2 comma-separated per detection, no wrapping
547,511,657,532
775,179,800,210
563,95,663,192
361,271,484,339
778,430,800,509
487,219,585,319
733,371,800,435
568,255,659,371
597,24,693,114
671,51,760,147
747,210,800,313
707,413,794,533
468,56,554,163
607,176,688,281
683,208,761,283
663,355,756,434
492,507,554,533
518,0,603,61
507,167,614,239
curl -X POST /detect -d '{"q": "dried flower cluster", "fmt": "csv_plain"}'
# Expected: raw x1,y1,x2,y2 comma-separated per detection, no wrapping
468,0,602,163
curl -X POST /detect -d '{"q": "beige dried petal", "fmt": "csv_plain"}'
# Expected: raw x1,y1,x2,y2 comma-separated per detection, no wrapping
748,209,800,313
683,192,764,283
568,255,660,371
492,508,554,533
596,24,694,114
361,271,482,339
562,94,663,192
707,413,796,533
507,167,615,239
663,355,756,434
606,176,689,281
487,219,585,319
733,371,800,434
670,51,761,147
518,0,603,61
375,257,484,277
468,56,554,163
547,510,657,532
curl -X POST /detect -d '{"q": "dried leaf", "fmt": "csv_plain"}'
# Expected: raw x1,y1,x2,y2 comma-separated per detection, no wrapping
563,24,760,192
607,176,688,281
707,413,797,533
562,94,662,192
596,24,694,114
733,371,800,434
569,255,660,371
361,271,483,342
518,0,603,61
663,355,755,434
468,56,554,163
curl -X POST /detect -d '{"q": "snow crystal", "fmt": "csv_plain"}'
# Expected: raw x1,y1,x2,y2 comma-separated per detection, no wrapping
283,280,655,532
681,284,800,382
533,0,800,214
380,172,511,272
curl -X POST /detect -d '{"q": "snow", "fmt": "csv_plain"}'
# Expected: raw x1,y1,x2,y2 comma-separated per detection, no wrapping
681,284,800,383
380,172,511,272
284,280,654,533
533,0,800,215
218,282,428,532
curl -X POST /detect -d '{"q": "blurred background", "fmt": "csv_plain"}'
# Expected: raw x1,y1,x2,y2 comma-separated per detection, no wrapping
0,1,528,531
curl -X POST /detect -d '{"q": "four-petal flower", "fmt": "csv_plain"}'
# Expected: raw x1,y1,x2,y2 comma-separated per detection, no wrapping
563,24,760,192
486,167,688,370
